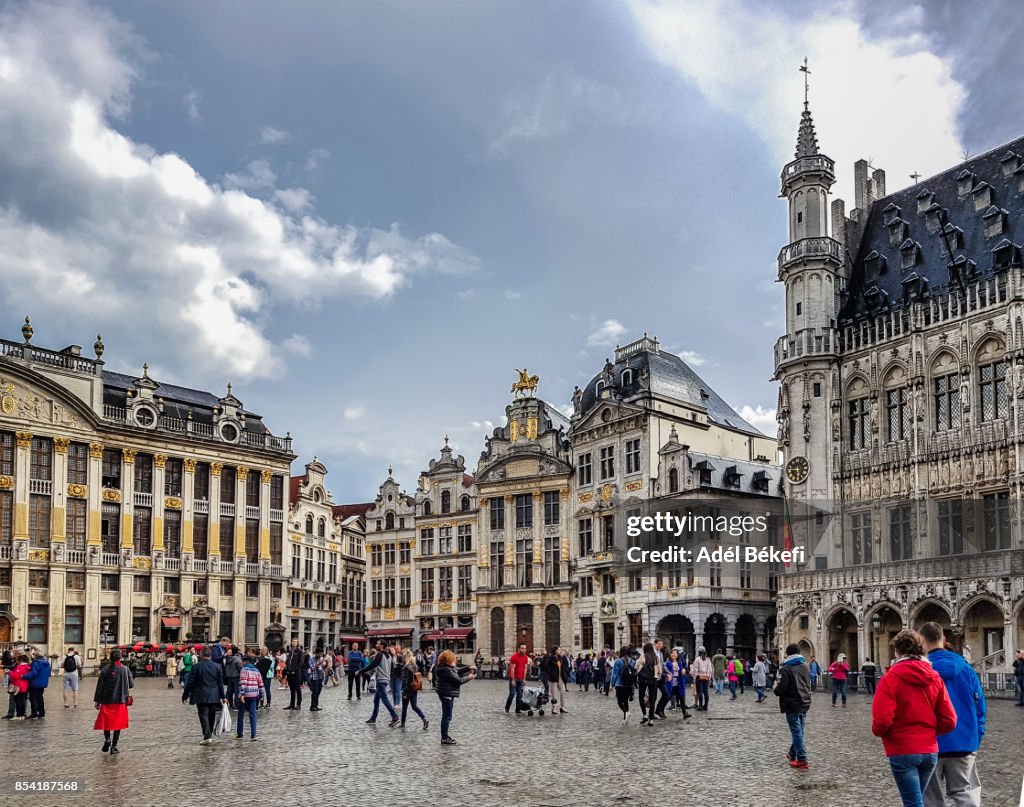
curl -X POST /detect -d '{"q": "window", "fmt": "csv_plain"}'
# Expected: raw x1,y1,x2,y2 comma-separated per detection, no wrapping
543,491,560,526
543,536,561,586
452,564,471,600
438,527,453,554
317,517,326,538
304,546,313,579
709,562,722,589
220,579,234,596
193,515,209,560
628,613,643,648
602,514,615,550
848,398,868,449
239,580,256,599
65,498,87,551
220,466,236,504
219,612,234,641
270,475,283,510
0,490,10,547
245,520,259,563
28,568,49,588
629,570,643,591
420,568,434,602
489,498,505,530
438,567,453,601
937,499,964,556
246,472,260,508
67,571,85,590
851,512,872,565
68,442,88,485
194,463,210,501
65,606,85,643
28,494,51,548
813,382,822,397
419,528,434,556
516,538,533,586
625,439,641,475
441,490,451,514
580,616,594,650
489,541,505,589
30,436,52,480
102,448,121,488
602,573,616,595
165,458,183,497
983,492,1011,551
164,510,182,558
245,612,258,646
578,576,594,597
934,373,960,431
460,495,471,512
668,466,679,493
100,573,119,592
132,576,150,593
131,607,149,642
164,577,181,594
457,524,472,553
305,514,314,534
515,494,533,528
889,504,914,561
578,518,593,556
101,503,120,553
134,453,153,493
27,604,48,643
599,446,615,480
371,579,383,609
577,453,592,486
195,578,208,596
133,507,152,555
399,576,411,607
422,499,432,516
0,431,13,475
399,541,412,564
979,361,1008,422
887,387,911,442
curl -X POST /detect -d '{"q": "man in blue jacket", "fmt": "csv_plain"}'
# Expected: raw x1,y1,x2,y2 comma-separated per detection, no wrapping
920,622,985,807
24,651,51,719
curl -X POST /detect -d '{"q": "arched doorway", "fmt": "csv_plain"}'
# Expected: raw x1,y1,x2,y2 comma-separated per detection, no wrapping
544,604,561,650
797,639,814,659
961,599,1005,663
490,608,505,658
656,614,695,659
515,604,534,654
734,614,757,660
0,611,13,643
912,602,952,632
867,605,902,669
704,613,727,656
827,608,859,670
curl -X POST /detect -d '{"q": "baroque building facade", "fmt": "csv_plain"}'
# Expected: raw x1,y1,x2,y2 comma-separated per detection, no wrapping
568,335,779,654
363,469,417,645
0,323,294,666
775,100,1024,672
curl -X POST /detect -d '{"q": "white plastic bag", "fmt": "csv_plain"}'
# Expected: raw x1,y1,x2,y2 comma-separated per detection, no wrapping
215,704,232,736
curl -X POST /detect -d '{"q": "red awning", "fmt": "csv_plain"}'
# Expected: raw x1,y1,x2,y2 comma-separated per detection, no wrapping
340,635,366,644
420,631,442,641
161,616,181,628
442,628,474,640
366,628,413,638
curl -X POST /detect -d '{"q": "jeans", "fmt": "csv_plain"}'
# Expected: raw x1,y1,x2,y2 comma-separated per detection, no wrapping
754,685,766,701
785,709,807,762
728,680,737,699
308,679,323,709
922,753,981,807
505,679,524,712
810,675,817,691
889,753,938,807
13,691,26,717
197,703,219,740
714,677,724,694
401,691,426,724
225,678,238,708
28,687,45,717
369,680,398,721
348,672,362,699
439,696,454,739
236,697,258,738
390,677,402,705
832,678,848,705
263,677,272,706
695,678,710,710
1015,675,1024,705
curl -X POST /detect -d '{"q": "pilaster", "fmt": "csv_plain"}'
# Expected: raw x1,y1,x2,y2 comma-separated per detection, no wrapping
209,463,222,558
120,450,136,550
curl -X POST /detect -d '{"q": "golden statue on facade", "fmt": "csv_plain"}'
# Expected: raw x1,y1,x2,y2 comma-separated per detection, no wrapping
511,368,540,398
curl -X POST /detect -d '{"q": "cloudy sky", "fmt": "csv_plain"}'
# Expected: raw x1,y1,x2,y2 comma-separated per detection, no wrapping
0,0,1019,500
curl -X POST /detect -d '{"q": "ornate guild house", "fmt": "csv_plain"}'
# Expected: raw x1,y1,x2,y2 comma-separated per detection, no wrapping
775,93,1024,672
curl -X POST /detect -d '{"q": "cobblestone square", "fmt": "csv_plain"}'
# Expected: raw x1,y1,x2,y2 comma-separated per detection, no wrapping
4,678,1022,807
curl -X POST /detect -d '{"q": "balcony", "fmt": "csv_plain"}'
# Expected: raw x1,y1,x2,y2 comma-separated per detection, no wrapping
194,499,209,515
244,562,259,576
244,506,260,520
269,564,283,577
134,491,153,507
269,508,284,522
0,338,103,375
419,601,435,615
219,503,235,518
66,549,86,564
192,559,208,573
777,237,842,275
101,553,120,567
456,600,474,613
781,154,835,184
0,545,11,560
774,326,839,368
28,479,52,495
162,557,181,571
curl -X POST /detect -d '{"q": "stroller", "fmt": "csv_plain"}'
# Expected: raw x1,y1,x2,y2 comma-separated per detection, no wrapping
520,686,550,716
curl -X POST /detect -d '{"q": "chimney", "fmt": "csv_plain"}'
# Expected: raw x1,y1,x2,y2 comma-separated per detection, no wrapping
872,168,886,200
854,159,870,212
831,199,846,249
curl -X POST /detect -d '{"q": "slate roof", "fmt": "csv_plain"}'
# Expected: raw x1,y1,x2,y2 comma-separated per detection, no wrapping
841,136,1024,322
332,503,373,520
578,349,765,437
686,451,782,498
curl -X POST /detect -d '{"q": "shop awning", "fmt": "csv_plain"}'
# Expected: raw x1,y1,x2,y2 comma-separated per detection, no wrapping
420,630,442,642
366,628,413,638
442,627,474,640
340,635,366,644
161,616,181,628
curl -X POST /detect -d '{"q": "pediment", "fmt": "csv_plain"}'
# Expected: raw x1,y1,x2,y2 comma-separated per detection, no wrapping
0,362,99,432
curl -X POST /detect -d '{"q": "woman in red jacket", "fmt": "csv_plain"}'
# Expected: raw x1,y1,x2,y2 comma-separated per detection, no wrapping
871,630,956,807
7,654,31,719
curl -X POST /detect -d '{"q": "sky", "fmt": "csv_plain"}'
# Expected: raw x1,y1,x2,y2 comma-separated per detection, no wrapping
0,0,1019,501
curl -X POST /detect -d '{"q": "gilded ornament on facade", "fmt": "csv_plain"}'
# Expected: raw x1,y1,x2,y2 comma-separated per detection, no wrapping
1,394,15,415
132,556,152,570
153,454,168,469
624,480,643,492
102,489,122,502
164,497,183,510
53,436,70,454
601,484,613,501
261,469,273,483
511,368,540,398
210,462,223,476
526,417,538,439
183,458,197,473
67,483,87,498
88,443,103,459
438,602,452,613
122,449,137,464
237,466,249,480
15,431,32,448
577,492,594,503
0,475,12,490
28,549,50,562
384,609,395,620
510,419,520,442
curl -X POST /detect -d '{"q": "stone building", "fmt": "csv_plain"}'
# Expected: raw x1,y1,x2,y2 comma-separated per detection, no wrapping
568,334,778,652
411,439,478,653
0,322,293,666
363,469,417,646
474,384,573,658
774,97,1024,672
285,458,367,651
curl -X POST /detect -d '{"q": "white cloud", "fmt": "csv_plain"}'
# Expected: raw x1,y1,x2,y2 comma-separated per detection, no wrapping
456,289,477,300
469,420,495,431
304,147,330,175
736,404,777,436
274,187,314,212
677,350,707,367
259,125,291,144
626,0,966,205
504,289,522,301
586,319,627,347
281,334,312,357
183,89,201,123
0,2,479,381
343,404,366,421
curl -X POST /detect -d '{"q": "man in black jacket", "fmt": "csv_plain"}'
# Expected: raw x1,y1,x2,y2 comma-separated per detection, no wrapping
774,643,812,770
284,639,308,710
1014,650,1024,707
184,648,227,745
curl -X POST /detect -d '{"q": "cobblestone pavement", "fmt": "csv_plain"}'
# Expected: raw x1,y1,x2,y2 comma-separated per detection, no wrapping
2,678,1022,807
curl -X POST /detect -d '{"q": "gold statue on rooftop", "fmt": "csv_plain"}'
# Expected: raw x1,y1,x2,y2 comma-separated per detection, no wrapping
511,368,539,398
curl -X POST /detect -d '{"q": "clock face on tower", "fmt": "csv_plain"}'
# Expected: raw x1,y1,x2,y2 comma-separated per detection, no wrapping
785,456,810,485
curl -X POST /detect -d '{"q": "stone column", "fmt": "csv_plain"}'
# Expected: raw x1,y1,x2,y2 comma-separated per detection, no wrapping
152,454,167,553
259,470,272,560
235,466,248,562
209,463,222,559
121,450,136,550
48,566,67,651
87,444,103,548
503,495,514,587
182,459,196,556
52,437,69,547
13,431,31,542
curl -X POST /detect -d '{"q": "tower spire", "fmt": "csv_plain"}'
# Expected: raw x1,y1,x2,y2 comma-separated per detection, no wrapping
794,57,819,158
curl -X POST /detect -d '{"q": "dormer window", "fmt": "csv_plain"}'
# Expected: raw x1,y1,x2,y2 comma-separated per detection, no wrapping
751,469,770,492
902,272,929,304
971,182,992,211
939,223,963,257
886,217,907,247
595,380,606,396
981,206,1007,238
863,285,889,312
916,188,934,214
882,202,901,225
1000,150,1020,177
992,239,1022,272
924,203,945,235
864,250,888,277
693,459,714,487
899,239,921,270
723,465,743,488
956,170,975,197
948,255,977,287
1016,163,1024,194
621,369,634,387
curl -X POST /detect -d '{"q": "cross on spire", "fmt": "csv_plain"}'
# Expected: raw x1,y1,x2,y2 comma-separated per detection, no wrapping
799,57,811,107
910,171,922,184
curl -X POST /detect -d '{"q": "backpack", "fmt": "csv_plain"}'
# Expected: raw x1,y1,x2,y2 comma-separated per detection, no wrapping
734,659,744,675
619,660,637,688
411,671,423,692
62,655,78,673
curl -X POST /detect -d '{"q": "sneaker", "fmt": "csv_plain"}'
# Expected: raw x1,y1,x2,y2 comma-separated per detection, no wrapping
795,761,809,769
646,720,655,727
560,709,568,714
683,712,692,720
388,718,400,727
1,716,11,720
842,704,847,708
235,734,243,740
200,739,213,746
251,737,258,742
365,719,376,724
423,720,430,731
441,737,456,745
505,703,510,713
109,747,119,755
789,759,801,768
622,713,629,724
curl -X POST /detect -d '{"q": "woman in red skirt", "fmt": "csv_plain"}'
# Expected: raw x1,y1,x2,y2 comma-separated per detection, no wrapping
93,649,134,754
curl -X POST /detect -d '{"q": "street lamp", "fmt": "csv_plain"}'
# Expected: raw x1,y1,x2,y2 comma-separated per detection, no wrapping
101,617,111,663
871,613,882,668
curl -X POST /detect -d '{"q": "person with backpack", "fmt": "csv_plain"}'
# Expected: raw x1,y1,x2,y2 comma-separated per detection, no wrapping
61,648,83,708
774,643,813,770
733,656,746,695
726,654,739,700
93,649,133,754
433,649,475,745
752,653,770,703
691,646,714,711
254,647,274,708
180,647,195,688
399,649,429,730
636,643,663,726
711,648,727,695
610,645,637,723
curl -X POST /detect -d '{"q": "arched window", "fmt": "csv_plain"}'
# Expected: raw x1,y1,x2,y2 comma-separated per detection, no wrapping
668,467,679,493
621,369,634,386
423,500,432,516
318,518,326,538
441,490,451,514
305,514,314,534
490,608,505,658
375,519,382,532
385,512,395,531
460,495,471,512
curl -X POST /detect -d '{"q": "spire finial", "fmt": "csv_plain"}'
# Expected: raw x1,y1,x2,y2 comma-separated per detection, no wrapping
93,333,104,359
21,316,33,343
142,362,149,378
799,56,811,108
910,171,921,184
387,464,393,478
227,382,232,396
